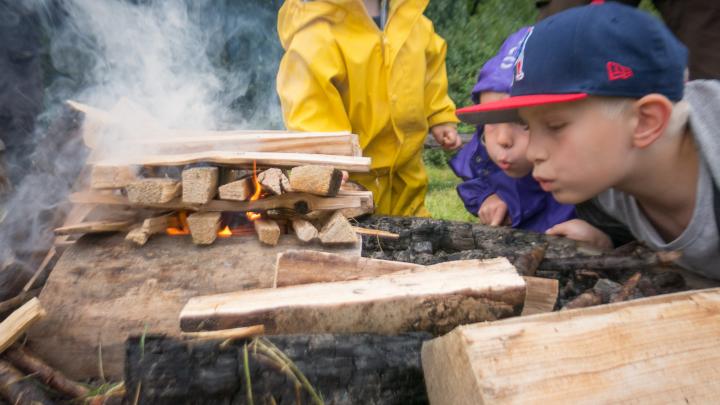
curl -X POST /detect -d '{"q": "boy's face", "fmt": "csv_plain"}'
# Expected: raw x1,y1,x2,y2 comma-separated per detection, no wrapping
520,97,635,204
481,92,533,178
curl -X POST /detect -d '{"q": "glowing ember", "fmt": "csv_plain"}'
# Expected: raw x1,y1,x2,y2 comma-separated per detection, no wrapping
246,160,263,221
166,210,190,235
217,225,232,238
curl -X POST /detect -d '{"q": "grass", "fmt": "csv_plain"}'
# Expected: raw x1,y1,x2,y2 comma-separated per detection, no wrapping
424,151,477,222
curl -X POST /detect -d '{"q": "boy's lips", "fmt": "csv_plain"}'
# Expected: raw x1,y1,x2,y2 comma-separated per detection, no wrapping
534,176,555,191
497,160,513,170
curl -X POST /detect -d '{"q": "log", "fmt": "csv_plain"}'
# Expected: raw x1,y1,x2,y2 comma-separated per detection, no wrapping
126,178,181,204
289,165,343,196
180,257,525,335
70,190,366,213
217,177,253,201
93,151,372,172
187,212,221,245
182,166,218,204
253,218,281,246
219,168,250,185
290,219,317,243
125,214,171,246
0,360,54,405
258,168,291,195
421,287,720,405
318,211,358,244
54,219,135,235
537,250,682,271
3,346,89,399
90,165,137,189
521,276,558,315
0,298,45,354
28,233,361,380
125,333,429,405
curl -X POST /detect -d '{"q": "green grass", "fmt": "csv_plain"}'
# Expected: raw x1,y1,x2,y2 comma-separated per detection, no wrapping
425,154,476,222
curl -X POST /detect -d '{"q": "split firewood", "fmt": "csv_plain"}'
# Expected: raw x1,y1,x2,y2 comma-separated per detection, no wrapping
219,168,250,185
90,165,137,189
318,211,357,244
562,289,602,310
274,250,420,287
521,276,559,315
289,165,343,196
54,219,135,235
181,257,525,335
610,272,643,303
217,177,253,201
0,289,40,315
254,218,281,246
125,214,171,246
126,178,181,204
291,219,318,242
187,212,221,245
0,360,54,405
182,166,219,204
421,287,720,404
258,168,291,195
0,298,45,354
4,346,89,399
513,244,547,276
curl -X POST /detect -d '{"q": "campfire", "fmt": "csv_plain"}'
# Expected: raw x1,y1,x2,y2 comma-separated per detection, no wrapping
54,100,375,247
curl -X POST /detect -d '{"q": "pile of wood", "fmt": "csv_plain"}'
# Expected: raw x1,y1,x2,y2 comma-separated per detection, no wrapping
56,100,375,247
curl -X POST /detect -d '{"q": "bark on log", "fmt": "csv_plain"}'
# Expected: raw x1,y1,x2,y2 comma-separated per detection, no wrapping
126,178,181,204
422,287,720,405
181,258,525,335
0,360,55,405
289,165,343,196
3,346,89,399
182,167,218,204
125,333,430,405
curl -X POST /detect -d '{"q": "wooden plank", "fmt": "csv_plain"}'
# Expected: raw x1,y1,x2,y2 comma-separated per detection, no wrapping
90,165,137,189
0,298,45,354
180,257,525,335
521,276,558,315
421,288,720,405
273,250,422,288
289,165,343,196
54,219,135,235
92,151,371,172
69,191,365,212
28,233,362,379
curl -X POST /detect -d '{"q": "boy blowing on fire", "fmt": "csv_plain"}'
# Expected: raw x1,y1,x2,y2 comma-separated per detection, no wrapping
276,0,460,216
450,27,575,232
457,2,720,279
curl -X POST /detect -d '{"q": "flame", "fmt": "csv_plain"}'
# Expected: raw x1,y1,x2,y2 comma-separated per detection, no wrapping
166,210,190,235
217,225,232,238
246,160,262,221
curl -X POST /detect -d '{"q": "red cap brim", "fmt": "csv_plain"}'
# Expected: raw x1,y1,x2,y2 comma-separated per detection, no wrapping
456,93,588,125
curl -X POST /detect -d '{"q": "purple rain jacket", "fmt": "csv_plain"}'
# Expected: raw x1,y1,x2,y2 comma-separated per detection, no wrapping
449,27,575,233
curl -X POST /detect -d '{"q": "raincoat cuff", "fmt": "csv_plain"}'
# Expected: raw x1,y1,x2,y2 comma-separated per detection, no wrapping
428,110,460,128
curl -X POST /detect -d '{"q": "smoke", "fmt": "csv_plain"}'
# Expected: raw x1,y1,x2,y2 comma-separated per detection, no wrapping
0,0,284,289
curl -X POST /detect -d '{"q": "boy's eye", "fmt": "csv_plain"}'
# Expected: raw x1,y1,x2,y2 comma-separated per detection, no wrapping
546,122,567,131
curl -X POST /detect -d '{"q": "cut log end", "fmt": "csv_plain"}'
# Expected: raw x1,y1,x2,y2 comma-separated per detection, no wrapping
187,212,221,245
319,211,358,245
126,178,181,204
182,166,219,204
218,177,253,201
289,165,343,196
291,219,318,242
254,218,281,246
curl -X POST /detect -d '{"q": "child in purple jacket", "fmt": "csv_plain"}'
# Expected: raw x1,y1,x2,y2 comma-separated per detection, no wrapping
449,27,575,233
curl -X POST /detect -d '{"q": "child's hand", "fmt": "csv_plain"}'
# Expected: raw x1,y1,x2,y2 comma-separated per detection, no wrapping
431,123,462,151
546,219,613,251
478,194,510,227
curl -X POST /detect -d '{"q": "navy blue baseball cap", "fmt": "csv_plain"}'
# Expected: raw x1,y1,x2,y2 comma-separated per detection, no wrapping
457,1,689,125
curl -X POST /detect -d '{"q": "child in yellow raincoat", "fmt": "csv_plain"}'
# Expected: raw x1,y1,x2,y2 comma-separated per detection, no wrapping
276,0,460,216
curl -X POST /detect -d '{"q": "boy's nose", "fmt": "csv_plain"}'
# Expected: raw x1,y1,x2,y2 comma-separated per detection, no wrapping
525,134,546,163
496,126,514,149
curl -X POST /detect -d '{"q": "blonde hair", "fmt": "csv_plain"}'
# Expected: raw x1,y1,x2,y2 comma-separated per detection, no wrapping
596,96,689,138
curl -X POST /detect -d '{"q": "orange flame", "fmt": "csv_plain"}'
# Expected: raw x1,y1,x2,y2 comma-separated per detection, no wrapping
166,210,190,235
246,160,262,221
217,225,232,238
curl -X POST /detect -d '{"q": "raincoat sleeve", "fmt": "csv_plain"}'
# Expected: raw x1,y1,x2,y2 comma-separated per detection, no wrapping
456,178,497,216
424,29,459,128
276,33,352,132
493,178,545,227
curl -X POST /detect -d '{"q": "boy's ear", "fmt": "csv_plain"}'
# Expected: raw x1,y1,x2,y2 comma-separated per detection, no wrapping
631,94,673,149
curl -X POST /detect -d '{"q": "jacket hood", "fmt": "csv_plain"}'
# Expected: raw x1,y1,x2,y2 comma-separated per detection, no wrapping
277,0,421,49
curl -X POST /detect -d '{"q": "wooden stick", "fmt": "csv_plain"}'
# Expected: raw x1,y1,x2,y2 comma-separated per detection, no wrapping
54,219,135,235
3,346,89,398
351,226,400,239
22,247,57,292
0,298,46,354
69,191,366,213
290,219,318,243
0,360,54,404
180,325,265,341
521,276,558,315
93,151,372,172
181,258,525,335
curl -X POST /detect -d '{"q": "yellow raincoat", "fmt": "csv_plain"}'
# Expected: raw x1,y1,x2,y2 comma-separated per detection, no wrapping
276,0,458,216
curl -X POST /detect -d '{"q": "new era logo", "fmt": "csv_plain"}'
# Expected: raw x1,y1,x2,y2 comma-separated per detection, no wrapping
607,61,633,81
